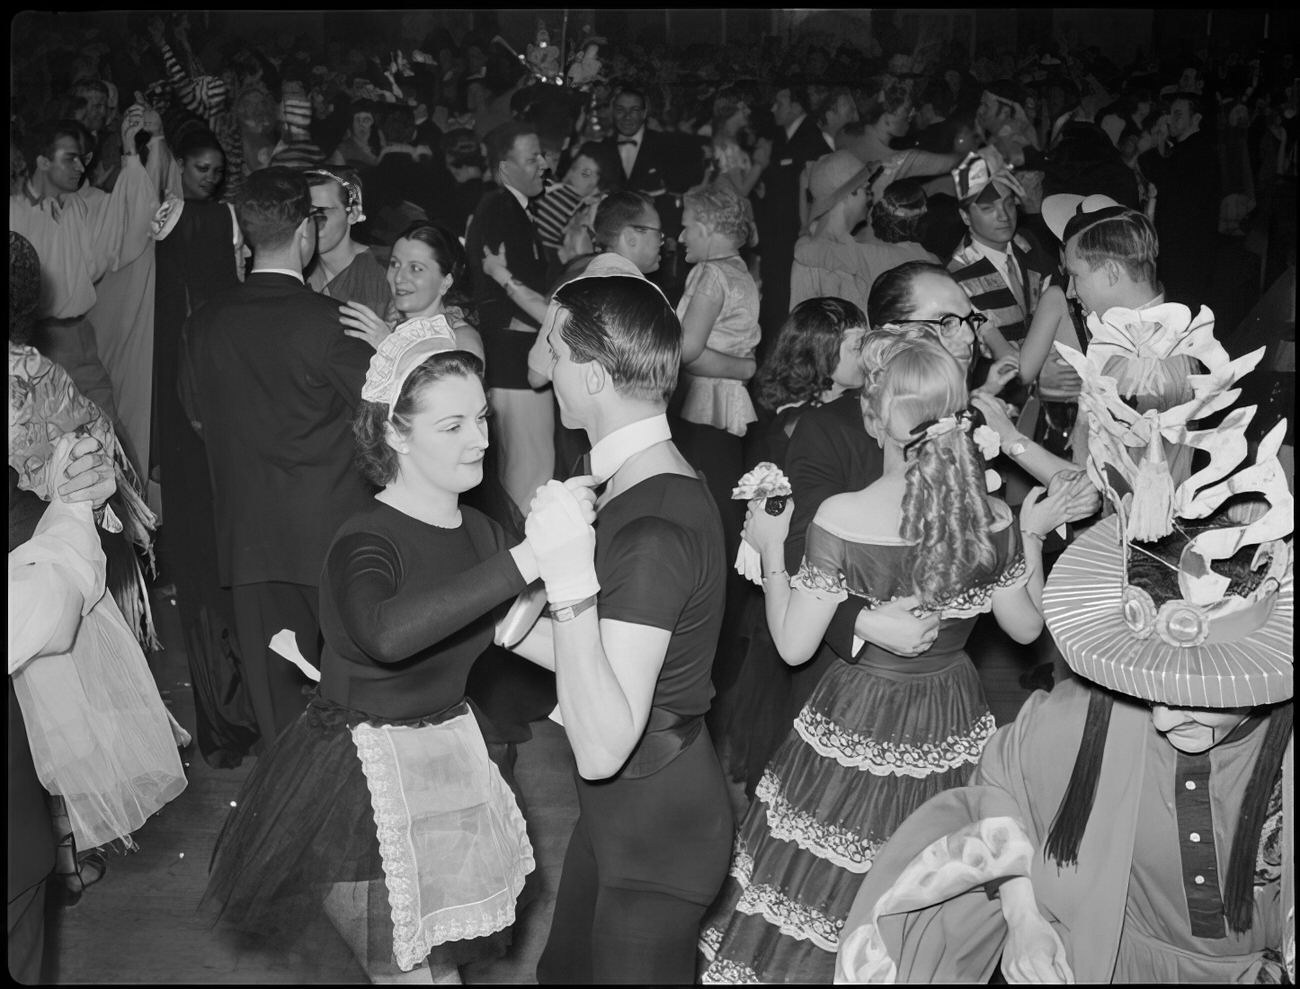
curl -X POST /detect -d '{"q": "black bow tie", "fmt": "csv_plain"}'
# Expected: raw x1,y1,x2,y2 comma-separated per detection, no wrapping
618,138,638,146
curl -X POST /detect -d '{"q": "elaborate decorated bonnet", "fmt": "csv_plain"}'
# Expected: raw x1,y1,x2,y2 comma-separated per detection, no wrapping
1044,302,1293,707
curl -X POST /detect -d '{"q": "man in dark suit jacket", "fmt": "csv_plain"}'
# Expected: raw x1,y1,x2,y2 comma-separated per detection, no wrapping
603,86,704,299
180,167,373,747
1139,92,1220,307
757,82,833,359
465,121,554,512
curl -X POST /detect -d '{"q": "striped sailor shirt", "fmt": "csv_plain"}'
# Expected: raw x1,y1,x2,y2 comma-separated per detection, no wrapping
947,232,1048,347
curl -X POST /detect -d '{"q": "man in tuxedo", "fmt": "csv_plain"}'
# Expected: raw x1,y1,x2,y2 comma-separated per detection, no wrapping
604,86,700,298
757,82,830,359
180,167,373,747
465,120,553,512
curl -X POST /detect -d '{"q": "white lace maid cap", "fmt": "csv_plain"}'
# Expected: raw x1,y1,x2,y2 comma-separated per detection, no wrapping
362,315,460,418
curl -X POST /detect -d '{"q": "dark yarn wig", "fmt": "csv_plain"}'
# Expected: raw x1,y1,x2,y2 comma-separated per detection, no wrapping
1044,687,1114,869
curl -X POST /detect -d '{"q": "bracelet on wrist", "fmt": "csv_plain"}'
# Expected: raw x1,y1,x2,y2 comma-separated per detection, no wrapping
763,568,789,580
1020,528,1045,544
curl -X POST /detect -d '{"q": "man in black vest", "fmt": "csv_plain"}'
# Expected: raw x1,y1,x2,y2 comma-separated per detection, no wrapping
180,167,373,748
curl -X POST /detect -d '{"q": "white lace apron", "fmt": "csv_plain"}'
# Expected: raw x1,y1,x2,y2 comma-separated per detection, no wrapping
350,711,535,971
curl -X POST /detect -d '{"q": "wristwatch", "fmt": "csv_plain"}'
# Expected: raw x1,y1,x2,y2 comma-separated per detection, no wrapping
547,594,598,623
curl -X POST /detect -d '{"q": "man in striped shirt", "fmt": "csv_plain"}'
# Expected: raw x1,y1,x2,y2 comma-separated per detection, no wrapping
946,152,1054,399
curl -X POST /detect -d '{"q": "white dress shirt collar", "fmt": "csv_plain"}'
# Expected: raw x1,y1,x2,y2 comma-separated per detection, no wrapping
250,267,305,284
502,182,530,210
588,414,672,483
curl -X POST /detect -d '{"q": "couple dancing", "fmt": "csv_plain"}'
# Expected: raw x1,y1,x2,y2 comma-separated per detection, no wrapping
201,274,732,984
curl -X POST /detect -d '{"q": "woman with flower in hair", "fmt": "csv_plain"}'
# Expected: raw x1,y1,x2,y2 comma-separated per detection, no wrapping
700,334,1069,984
202,326,553,983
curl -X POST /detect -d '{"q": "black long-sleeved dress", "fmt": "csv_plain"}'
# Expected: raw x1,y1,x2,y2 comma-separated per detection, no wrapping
201,501,534,969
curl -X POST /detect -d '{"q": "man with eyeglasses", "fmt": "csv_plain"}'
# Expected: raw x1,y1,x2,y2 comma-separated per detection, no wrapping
11,109,168,426
179,166,373,749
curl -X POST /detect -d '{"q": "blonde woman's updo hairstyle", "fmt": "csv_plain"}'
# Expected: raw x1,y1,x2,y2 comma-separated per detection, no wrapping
353,350,485,487
864,336,996,609
683,183,756,249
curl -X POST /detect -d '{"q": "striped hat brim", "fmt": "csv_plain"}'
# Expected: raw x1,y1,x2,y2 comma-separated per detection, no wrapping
1043,516,1293,708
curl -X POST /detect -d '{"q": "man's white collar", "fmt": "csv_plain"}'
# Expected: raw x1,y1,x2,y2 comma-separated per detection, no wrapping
589,414,672,482
251,267,305,284
503,182,530,209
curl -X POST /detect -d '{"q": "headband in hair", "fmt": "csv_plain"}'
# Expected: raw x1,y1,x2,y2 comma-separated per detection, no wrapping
877,197,927,220
305,168,365,222
361,316,459,419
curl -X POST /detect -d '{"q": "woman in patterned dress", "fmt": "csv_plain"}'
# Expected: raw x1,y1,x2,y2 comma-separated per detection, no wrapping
699,334,1063,983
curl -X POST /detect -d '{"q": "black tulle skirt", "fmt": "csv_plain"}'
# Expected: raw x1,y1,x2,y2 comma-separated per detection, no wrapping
199,692,530,969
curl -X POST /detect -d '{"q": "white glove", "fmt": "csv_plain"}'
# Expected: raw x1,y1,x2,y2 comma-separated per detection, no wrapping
525,481,599,604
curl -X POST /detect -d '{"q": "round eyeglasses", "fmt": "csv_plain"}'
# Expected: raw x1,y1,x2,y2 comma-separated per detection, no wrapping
899,311,989,338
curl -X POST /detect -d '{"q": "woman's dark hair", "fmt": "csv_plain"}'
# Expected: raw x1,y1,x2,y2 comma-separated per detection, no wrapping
391,222,476,322
175,127,225,164
9,231,42,345
871,179,928,244
347,99,381,155
572,141,622,194
353,350,485,487
753,297,866,412
867,260,952,327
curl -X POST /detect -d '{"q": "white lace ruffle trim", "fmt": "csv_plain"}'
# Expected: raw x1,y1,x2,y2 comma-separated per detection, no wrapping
727,837,841,953
755,772,882,874
701,957,764,984
794,707,997,777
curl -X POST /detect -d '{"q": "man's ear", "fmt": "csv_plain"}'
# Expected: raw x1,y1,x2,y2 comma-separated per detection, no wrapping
1105,258,1122,286
584,359,606,397
958,208,972,230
